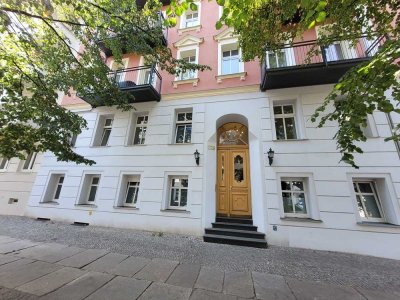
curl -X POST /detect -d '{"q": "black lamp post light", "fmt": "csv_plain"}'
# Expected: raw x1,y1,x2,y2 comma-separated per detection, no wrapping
267,148,275,166
194,149,200,166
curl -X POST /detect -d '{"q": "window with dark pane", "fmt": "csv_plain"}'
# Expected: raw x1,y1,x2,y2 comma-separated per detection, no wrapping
273,104,297,140
169,177,189,209
175,112,192,144
133,115,148,145
87,176,100,202
125,181,140,206
353,181,384,222
54,176,64,200
100,118,113,146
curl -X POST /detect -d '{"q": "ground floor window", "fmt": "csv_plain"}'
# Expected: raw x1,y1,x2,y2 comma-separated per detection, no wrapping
0,158,9,170
87,176,100,202
353,181,385,222
124,181,140,206
281,179,308,217
169,176,188,209
53,176,64,201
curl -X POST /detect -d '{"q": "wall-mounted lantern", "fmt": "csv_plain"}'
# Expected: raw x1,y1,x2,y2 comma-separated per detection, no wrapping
194,149,200,166
267,148,275,166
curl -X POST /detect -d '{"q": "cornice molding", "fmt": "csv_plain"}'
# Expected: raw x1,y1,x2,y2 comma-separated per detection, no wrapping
173,34,204,48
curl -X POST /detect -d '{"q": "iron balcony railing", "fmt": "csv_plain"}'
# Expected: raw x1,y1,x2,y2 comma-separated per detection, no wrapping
263,36,385,72
108,65,162,94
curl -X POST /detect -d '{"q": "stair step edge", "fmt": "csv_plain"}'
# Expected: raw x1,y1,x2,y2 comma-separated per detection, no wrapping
212,222,256,227
204,234,267,243
205,228,265,235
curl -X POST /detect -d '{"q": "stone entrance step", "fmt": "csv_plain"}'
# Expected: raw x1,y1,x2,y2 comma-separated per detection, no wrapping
204,217,268,248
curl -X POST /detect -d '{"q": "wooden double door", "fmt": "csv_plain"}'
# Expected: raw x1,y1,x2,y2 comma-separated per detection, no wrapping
216,147,251,217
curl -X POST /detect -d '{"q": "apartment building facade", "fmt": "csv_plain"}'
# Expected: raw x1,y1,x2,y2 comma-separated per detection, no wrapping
24,1,400,259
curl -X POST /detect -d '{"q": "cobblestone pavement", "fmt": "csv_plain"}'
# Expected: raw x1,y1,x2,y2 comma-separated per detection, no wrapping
0,216,399,295
0,235,398,299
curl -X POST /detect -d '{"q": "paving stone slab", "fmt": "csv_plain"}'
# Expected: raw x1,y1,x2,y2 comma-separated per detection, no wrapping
0,237,18,244
0,254,21,266
16,267,86,296
107,256,150,277
86,276,151,300
16,243,66,260
38,246,86,263
194,267,224,292
56,248,108,268
0,258,35,275
190,289,237,300
83,252,129,273
0,240,39,254
224,271,254,298
286,278,364,300
0,286,39,300
134,258,179,282
138,282,192,300
0,260,61,288
167,263,201,288
252,272,295,300
357,288,400,300
41,271,114,300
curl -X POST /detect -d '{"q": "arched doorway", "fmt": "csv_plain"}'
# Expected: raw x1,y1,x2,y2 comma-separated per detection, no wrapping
216,122,252,217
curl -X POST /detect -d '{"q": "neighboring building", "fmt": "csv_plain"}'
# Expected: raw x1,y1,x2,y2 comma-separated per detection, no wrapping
0,153,41,216
25,1,400,259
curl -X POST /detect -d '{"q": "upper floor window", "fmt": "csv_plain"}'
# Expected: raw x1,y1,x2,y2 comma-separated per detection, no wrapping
353,181,385,222
222,48,240,75
0,158,9,170
178,50,197,80
100,117,113,146
133,115,148,145
22,152,37,170
273,104,297,140
184,11,199,28
175,112,192,144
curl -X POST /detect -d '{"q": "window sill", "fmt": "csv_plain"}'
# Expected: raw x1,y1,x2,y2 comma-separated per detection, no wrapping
173,78,199,88
357,221,400,228
20,170,35,173
160,209,190,214
169,143,193,146
39,201,59,205
90,146,111,148
280,217,322,223
75,204,97,208
178,24,202,35
113,206,139,210
273,139,309,142
216,72,247,83
125,144,147,147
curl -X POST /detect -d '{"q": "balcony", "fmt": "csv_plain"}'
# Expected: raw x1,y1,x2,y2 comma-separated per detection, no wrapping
97,12,168,57
78,65,162,106
261,36,385,90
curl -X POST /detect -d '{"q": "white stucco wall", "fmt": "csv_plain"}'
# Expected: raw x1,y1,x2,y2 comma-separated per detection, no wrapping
25,85,400,259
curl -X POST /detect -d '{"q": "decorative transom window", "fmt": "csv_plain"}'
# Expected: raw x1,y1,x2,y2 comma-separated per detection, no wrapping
218,123,248,145
124,181,140,206
0,158,9,170
22,152,37,170
274,104,297,140
281,180,308,217
222,48,240,75
179,50,197,80
169,176,188,209
353,181,385,222
100,118,113,146
175,112,192,144
87,176,100,203
53,176,64,201
133,115,148,145
184,11,199,28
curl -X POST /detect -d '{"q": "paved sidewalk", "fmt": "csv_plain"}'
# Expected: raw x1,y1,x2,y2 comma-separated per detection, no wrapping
0,235,399,299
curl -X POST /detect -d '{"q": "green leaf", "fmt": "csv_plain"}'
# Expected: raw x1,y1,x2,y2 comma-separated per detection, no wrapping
189,3,198,11
316,11,326,22
217,0,225,5
308,20,316,29
216,20,223,30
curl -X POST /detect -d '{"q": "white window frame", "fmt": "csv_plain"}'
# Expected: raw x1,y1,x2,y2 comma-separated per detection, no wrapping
353,180,385,222
77,173,102,205
174,111,193,144
93,114,114,147
124,180,140,207
136,56,158,87
22,152,37,171
86,176,100,203
277,173,320,220
168,176,189,210
115,173,142,208
53,175,65,201
265,46,296,69
109,58,129,83
217,39,244,76
133,114,149,145
273,103,298,140
0,158,9,171
179,2,201,29
176,47,198,81
280,178,310,218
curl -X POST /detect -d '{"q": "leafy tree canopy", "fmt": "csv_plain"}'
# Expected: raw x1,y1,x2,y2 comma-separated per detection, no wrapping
0,0,208,165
